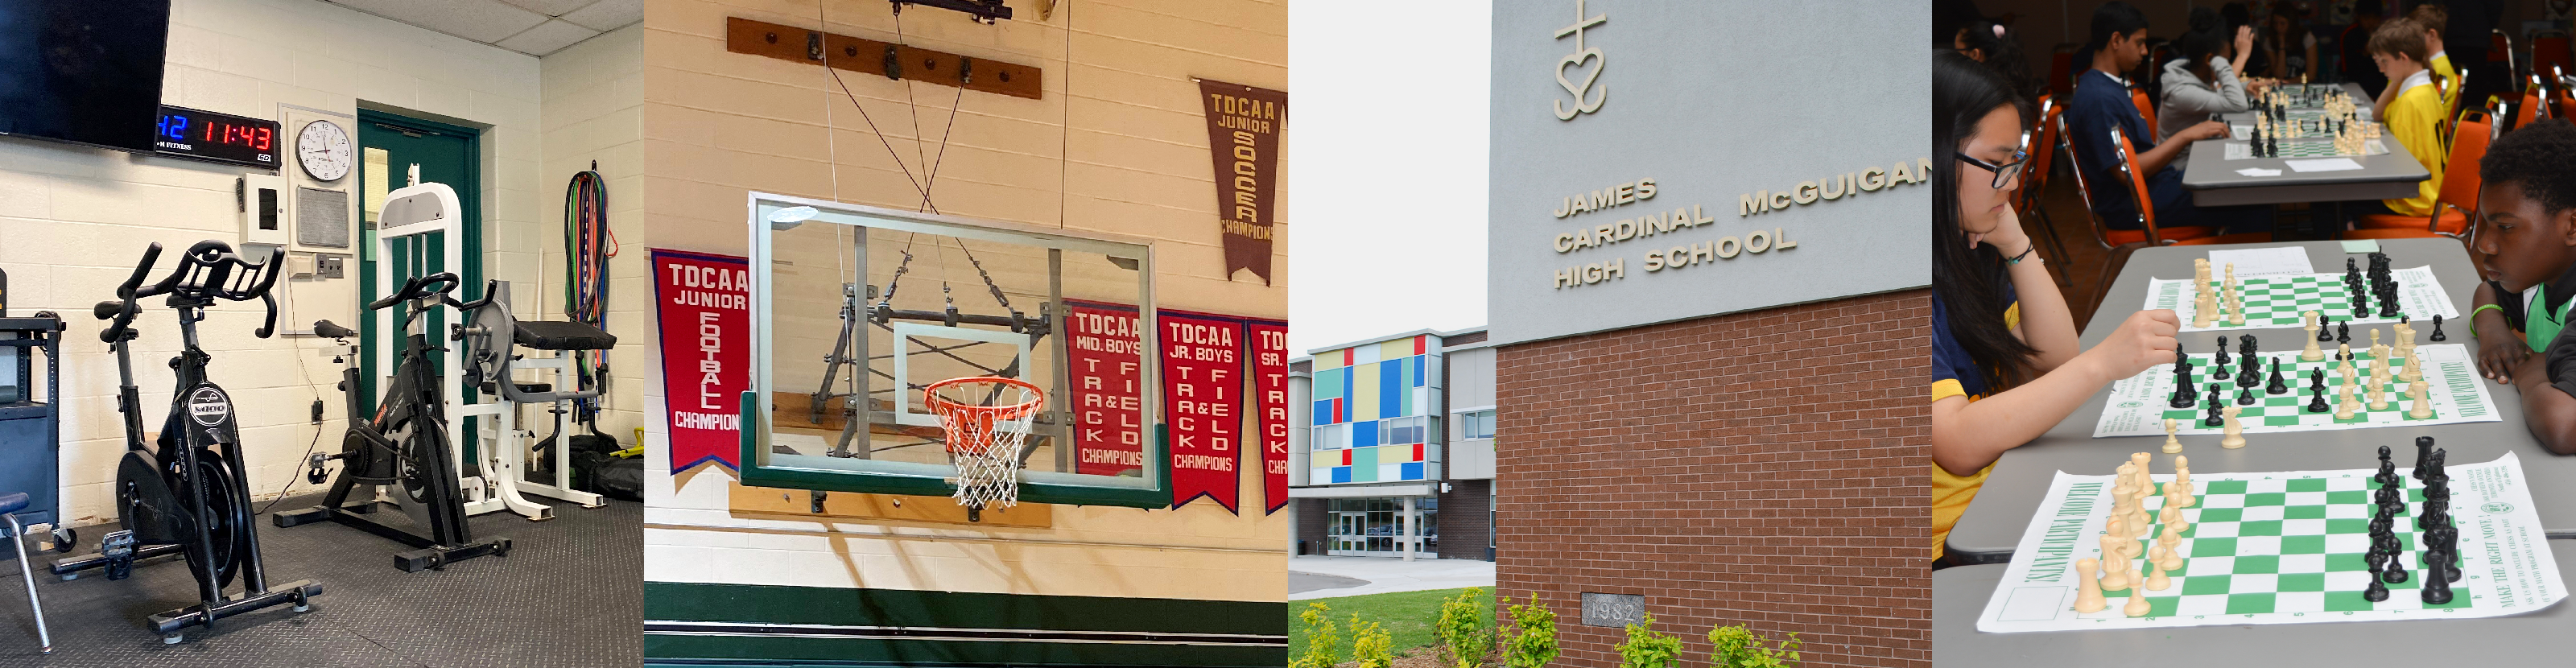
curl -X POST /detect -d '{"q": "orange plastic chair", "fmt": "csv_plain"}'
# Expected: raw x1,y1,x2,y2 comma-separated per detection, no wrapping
2514,80,2543,130
2132,88,2159,133
2017,95,2074,287
2061,118,2240,297
2356,112,2491,240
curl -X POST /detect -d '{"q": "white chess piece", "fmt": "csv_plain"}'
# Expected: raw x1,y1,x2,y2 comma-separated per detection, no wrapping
2145,544,2174,591
2163,419,2182,454
2409,380,2434,419
2074,558,2107,613
2098,534,2132,591
2124,582,2153,616
2220,406,2247,448
2403,344,2424,382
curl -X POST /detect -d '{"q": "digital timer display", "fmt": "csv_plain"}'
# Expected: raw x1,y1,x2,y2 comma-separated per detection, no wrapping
152,105,280,168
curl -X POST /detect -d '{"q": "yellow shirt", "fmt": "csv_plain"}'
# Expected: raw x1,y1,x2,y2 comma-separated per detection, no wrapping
1931,303,2017,561
2430,52,2458,108
2383,72,2446,217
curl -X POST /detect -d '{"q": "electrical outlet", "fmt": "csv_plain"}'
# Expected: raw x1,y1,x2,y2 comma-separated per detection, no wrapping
316,254,345,278
311,399,324,423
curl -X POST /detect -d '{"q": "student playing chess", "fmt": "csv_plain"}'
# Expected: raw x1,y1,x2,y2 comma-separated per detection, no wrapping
2157,8,2268,162
2466,120,2576,455
2353,18,2446,229
2064,2,2270,237
1931,52,2181,563
2409,4,2457,112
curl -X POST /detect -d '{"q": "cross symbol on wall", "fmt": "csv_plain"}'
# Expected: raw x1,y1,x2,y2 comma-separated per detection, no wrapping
1554,0,1604,47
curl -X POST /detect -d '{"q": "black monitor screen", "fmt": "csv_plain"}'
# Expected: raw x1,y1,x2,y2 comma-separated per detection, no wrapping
0,1,172,153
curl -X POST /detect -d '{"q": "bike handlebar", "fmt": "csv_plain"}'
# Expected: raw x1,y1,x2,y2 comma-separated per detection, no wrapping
100,241,287,342
367,272,462,311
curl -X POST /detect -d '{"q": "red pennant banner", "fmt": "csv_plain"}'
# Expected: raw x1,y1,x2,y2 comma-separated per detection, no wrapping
1247,318,1290,514
1064,299,1147,476
1160,309,1246,513
651,249,752,472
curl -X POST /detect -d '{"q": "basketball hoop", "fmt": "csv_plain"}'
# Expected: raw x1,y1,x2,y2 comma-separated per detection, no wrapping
923,376,1046,521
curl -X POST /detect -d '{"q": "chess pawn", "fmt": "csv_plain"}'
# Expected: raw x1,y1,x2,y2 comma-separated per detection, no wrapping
2074,558,2108,613
2098,535,2132,591
2226,286,2247,325
2145,544,2174,591
2159,501,2189,535
2335,376,2359,420
2156,530,2185,571
2162,419,2182,454
2124,583,2153,617
2220,405,2247,448
2409,380,2434,419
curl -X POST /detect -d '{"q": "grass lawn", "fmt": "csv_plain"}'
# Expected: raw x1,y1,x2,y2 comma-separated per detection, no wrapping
1290,587,1495,662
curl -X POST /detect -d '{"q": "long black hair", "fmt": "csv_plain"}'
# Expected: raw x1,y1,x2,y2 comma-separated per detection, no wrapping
1960,19,2043,105
1934,50,2038,394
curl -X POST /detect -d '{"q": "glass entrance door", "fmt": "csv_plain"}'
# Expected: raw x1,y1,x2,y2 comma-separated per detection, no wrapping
1326,498,1436,556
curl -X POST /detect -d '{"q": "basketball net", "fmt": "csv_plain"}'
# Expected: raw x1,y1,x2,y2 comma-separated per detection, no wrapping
924,377,1045,518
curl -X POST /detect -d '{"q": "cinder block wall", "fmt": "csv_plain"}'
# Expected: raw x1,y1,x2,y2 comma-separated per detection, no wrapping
1494,289,1931,668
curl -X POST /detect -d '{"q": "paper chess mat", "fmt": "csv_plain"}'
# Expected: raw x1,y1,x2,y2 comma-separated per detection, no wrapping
2091,344,2501,438
2223,138,2390,160
2146,266,2457,333
1975,453,2564,632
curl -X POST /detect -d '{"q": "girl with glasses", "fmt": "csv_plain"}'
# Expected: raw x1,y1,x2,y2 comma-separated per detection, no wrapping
1930,51,2181,565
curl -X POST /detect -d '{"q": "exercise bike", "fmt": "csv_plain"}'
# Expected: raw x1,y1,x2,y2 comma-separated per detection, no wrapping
48,241,322,643
275,272,512,571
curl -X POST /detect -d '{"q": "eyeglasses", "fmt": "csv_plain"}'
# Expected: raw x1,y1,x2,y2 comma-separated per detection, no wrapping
1956,146,2028,190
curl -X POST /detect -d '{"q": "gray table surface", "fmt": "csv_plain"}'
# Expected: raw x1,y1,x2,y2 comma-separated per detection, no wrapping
1934,540,2576,665
1946,238,2576,562
2180,82,2429,207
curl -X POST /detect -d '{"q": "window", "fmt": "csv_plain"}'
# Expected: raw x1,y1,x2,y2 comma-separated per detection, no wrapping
1380,415,1427,445
1316,423,1349,450
1459,410,1496,439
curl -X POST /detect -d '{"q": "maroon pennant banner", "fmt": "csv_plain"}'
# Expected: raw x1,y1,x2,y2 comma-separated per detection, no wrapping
1063,299,1146,477
1160,309,1247,513
1197,79,1286,285
1247,318,1290,514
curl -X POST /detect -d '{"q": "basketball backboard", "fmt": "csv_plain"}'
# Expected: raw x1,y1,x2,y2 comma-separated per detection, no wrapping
746,193,1166,506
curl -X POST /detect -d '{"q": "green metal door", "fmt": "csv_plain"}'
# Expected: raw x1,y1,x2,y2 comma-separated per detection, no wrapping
356,111,481,439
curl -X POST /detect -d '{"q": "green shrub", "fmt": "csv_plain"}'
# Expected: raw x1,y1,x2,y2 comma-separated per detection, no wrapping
1296,602,1341,668
1352,614,1394,668
1499,596,1559,668
1435,587,1496,668
1706,625,1802,668
1614,612,1683,668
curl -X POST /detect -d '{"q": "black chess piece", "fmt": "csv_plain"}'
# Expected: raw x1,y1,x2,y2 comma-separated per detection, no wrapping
2430,315,2446,341
2376,445,2397,483
2308,384,2330,412
2215,336,2232,369
2363,576,2392,602
2237,386,2256,405
2337,320,2351,344
2381,550,2412,583
2421,560,2454,604
2427,449,2449,485
2206,385,2226,427
2412,437,2436,481
2171,371,2198,408
2318,312,2334,341
2266,359,2289,394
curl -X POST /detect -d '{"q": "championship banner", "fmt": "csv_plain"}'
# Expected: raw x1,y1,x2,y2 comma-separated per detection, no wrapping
1248,318,1290,514
1064,299,1146,476
651,249,751,472
1161,309,1247,513
1197,79,1286,285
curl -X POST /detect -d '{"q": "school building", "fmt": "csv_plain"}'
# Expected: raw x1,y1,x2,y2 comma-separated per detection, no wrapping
1286,327,1496,561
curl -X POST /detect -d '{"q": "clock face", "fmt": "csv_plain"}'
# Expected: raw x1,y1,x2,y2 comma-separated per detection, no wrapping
296,120,353,182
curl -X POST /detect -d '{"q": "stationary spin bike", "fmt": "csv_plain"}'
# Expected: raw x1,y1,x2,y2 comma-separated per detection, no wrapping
275,273,512,571
49,241,323,643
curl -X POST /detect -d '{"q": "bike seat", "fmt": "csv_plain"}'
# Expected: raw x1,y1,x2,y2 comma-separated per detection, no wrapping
0,492,27,515
313,320,355,339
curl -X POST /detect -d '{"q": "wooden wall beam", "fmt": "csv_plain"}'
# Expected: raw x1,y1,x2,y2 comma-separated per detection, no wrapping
725,16,1045,100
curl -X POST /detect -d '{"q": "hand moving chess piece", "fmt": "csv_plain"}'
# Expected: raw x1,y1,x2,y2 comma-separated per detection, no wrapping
2074,557,2107,612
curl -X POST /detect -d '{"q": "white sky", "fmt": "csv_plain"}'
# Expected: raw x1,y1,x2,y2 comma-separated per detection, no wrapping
1285,1,1491,355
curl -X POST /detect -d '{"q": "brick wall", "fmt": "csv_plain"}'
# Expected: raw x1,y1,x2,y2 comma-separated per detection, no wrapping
1494,289,1930,668
1439,479,1492,561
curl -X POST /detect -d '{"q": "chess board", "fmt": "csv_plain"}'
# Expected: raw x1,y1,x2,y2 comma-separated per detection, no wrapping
2222,138,2389,160
2147,265,2457,332
2091,344,2501,438
1974,453,2564,632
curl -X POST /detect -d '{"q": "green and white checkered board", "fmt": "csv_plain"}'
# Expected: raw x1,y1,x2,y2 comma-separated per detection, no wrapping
2091,344,2500,438
2146,265,2457,333
2222,138,2388,160
1975,453,2564,632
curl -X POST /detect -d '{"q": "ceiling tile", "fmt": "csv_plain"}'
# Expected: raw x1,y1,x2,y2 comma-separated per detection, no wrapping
558,0,642,32
497,0,600,16
327,0,550,44
494,19,601,56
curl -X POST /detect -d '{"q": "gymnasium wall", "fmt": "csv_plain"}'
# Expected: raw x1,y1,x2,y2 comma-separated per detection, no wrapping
636,0,1287,664
0,0,634,526
1493,290,1933,668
